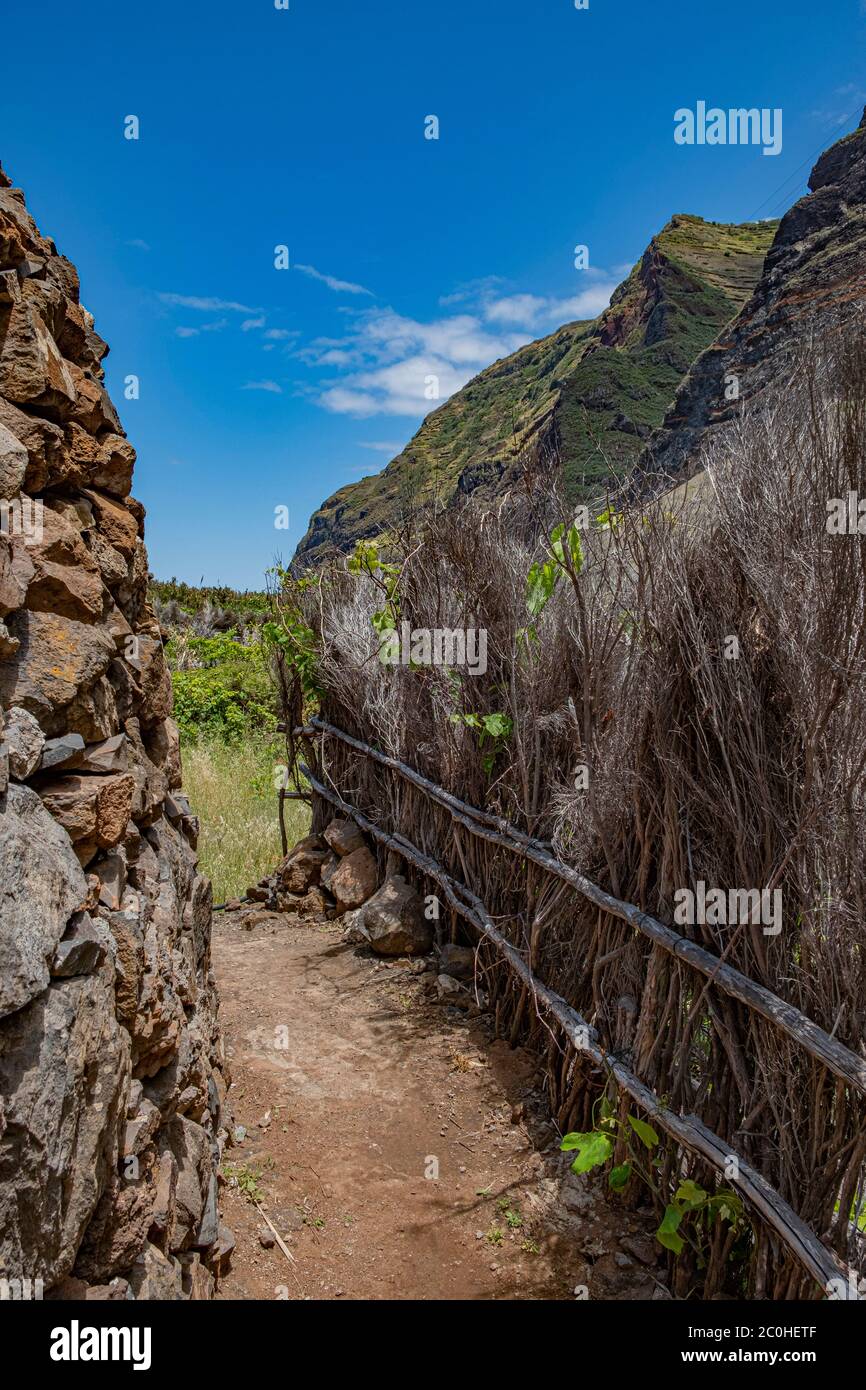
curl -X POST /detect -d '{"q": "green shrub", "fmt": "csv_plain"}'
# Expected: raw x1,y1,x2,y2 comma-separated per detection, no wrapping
167,632,278,742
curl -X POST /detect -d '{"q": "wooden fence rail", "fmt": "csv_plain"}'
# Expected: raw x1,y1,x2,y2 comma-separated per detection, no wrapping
293,717,866,1298
305,717,866,1099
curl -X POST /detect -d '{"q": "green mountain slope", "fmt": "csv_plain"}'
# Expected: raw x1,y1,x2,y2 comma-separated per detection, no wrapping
294,215,776,568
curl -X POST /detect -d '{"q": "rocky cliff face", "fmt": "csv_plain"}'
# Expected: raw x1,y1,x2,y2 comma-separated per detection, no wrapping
294,216,775,568
0,163,229,1300
637,112,866,487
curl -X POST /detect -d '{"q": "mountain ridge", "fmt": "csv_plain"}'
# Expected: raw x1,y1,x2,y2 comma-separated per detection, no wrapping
294,214,777,567
637,110,866,489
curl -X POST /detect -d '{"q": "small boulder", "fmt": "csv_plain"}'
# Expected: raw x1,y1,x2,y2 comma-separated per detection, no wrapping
240,909,282,931
4,705,44,780
319,850,340,890
180,1253,214,1300
436,973,471,1007
330,845,378,911
297,885,329,916
279,834,328,894
438,943,476,981
341,907,370,944
127,1242,184,1301
323,817,366,857
363,874,432,956
206,1223,236,1277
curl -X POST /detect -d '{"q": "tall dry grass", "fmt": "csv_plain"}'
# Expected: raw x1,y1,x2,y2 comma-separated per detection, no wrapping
182,734,309,903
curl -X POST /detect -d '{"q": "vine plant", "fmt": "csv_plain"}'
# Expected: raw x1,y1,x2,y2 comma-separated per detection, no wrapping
262,565,322,706
347,539,401,639
561,1094,749,1271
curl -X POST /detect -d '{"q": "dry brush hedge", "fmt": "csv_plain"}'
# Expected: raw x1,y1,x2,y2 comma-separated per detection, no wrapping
279,340,866,1301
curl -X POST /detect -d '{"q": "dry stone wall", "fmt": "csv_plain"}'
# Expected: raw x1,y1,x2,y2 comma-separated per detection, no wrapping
0,161,230,1300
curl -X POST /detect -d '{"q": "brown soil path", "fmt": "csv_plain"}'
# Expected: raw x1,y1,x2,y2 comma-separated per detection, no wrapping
212,912,669,1302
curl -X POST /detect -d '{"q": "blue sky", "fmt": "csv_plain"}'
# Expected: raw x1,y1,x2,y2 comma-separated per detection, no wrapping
1,0,864,588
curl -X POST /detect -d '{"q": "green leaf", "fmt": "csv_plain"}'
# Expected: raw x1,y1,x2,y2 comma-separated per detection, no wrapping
599,1094,616,1125
609,1163,632,1191
560,1132,585,1151
526,559,557,618
480,712,512,739
627,1114,660,1150
550,522,583,576
656,1205,685,1254
560,1131,613,1174
676,1179,708,1210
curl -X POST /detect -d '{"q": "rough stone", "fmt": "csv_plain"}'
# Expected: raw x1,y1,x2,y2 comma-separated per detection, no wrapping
323,817,366,857
340,907,370,944
363,874,433,956
0,609,115,732
39,731,85,771
297,885,329,916
50,912,106,977
126,1241,184,1301
3,703,44,778
0,420,27,499
38,771,135,861
436,973,471,1005
94,845,127,910
0,537,27,618
0,962,131,1288
278,833,328,894
156,1116,211,1252
437,943,476,981
320,849,340,890
330,845,378,911
0,782,89,1017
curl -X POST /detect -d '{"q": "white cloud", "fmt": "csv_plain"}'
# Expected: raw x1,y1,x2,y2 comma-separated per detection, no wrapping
318,387,379,416
357,440,405,453
264,328,299,340
242,315,266,331
438,275,505,307
810,87,866,127
241,380,283,394
316,348,355,365
305,269,620,419
482,293,549,326
294,264,374,296
311,307,531,417
159,292,260,313
483,283,615,329
127,238,151,252
175,319,227,338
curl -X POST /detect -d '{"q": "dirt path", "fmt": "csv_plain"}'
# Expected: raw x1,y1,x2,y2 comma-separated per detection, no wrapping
212,912,669,1302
